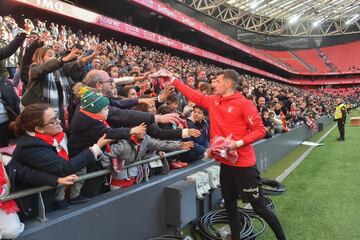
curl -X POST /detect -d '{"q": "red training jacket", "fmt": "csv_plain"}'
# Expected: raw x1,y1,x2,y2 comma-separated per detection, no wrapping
173,79,266,167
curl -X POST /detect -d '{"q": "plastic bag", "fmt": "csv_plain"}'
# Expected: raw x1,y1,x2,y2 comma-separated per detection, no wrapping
205,134,238,164
149,68,173,85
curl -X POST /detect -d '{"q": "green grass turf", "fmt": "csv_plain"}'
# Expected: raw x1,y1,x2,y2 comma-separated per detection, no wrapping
258,110,360,240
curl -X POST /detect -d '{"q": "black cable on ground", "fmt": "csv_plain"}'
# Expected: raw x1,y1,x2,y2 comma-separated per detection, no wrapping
149,235,193,240
193,179,286,239
194,209,266,240
237,197,275,216
219,179,285,209
261,178,286,196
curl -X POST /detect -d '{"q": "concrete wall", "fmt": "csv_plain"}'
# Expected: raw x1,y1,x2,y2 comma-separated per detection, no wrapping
18,117,332,240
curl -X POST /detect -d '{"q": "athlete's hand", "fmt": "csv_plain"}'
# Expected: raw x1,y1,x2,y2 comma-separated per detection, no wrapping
228,140,243,150
227,141,237,151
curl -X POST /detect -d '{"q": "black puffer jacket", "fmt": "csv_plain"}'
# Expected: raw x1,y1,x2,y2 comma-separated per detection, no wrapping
0,77,20,120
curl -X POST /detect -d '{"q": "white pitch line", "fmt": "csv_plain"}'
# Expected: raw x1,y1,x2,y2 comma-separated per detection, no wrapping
244,123,337,210
275,123,337,183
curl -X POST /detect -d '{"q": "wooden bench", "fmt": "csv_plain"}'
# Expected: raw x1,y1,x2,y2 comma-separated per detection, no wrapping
350,117,360,127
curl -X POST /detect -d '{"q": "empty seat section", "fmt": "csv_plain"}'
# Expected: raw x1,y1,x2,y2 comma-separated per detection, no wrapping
322,41,360,71
295,49,330,72
266,50,309,72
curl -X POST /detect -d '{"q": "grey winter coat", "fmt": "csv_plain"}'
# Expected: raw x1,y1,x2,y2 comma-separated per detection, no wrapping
103,135,182,182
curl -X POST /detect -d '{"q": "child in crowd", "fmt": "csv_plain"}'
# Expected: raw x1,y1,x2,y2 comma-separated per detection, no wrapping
183,105,210,162
268,102,284,133
262,111,275,138
103,128,194,190
67,87,146,198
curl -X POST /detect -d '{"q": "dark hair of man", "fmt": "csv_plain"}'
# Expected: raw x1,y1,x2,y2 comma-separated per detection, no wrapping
216,69,240,89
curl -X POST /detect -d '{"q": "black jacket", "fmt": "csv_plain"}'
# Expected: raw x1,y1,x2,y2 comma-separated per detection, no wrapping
257,106,269,114
0,32,26,61
107,101,182,139
12,135,95,178
147,123,183,140
6,159,60,219
9,135,95,218
69,109,131,156
0,77,20,120
107,105,155,128
6,160,58,193
5,149,62,219
109,97,138,109
20,39,44,89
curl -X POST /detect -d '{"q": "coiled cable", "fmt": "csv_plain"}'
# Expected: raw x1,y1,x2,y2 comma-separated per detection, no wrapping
261,179,286,196
149,235,193,240
237,197,275,216
194,209,265,240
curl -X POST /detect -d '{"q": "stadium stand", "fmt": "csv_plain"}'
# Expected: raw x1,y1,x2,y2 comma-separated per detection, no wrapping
259,42,360,74
322,40,360,71
265,50,310,72
292,49,329,72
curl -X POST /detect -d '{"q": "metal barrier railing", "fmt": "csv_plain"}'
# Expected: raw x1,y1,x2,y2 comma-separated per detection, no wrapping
2,150,189,222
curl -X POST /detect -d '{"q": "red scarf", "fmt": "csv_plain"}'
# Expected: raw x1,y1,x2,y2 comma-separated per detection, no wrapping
0,161,19,214
80,109,111,152
280,112,289,132
33,131,69,160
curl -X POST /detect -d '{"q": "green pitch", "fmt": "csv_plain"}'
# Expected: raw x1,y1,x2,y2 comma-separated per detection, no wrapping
258,110,360,240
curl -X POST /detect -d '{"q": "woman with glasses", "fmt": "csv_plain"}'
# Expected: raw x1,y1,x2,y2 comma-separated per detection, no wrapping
9,103,112,212
21,44,104,131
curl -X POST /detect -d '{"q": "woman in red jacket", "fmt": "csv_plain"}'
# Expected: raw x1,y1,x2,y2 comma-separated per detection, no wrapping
170,69,286,240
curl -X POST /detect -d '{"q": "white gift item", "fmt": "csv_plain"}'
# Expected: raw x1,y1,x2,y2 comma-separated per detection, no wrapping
205,167,219,189
219,149,227,158
186,173,205,198
211,165,221,187
196,171,210,194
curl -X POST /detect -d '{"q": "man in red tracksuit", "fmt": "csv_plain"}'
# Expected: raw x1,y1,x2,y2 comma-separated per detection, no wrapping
171,69,286,240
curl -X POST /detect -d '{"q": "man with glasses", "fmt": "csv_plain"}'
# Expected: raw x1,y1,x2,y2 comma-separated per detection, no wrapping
77,70,200,141
78,70,181,129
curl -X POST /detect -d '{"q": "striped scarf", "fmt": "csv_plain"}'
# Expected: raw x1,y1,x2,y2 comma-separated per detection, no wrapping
29,131,69,160
43,70,71,112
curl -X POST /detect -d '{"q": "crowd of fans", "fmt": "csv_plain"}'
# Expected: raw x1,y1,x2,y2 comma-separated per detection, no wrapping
0,15,359,239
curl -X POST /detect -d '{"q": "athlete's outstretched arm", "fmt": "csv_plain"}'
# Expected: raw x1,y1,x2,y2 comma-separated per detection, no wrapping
172,79,211,109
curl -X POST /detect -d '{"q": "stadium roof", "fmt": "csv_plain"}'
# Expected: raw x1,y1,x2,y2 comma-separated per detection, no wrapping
178,0,360,36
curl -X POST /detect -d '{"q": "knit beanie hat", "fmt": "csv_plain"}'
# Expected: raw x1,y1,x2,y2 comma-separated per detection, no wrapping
79,87,110,113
